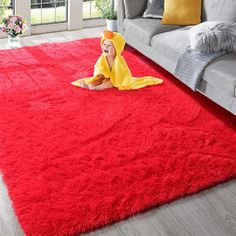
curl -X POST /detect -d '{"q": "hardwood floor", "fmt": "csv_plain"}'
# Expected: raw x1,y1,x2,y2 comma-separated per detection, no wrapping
0,27,105,50
83,180,236,236
0,27,235,236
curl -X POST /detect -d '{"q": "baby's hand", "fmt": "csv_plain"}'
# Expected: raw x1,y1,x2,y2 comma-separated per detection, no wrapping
92,74,105,86
97,74,107,80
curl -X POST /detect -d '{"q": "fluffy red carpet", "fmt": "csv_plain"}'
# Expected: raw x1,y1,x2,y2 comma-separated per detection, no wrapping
0,38,235,236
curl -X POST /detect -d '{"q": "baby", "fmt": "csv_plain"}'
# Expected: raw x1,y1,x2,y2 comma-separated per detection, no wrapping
71,31,163,90
80,32,115,90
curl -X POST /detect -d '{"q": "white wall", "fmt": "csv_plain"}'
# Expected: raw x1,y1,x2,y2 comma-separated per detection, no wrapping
15,0,31,36
68,0,83,30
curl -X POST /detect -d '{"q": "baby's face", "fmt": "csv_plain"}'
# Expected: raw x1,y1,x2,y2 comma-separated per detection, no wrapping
102,39,116,57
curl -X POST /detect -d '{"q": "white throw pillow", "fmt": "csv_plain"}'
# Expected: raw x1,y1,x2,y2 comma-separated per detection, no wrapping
188,21,236,53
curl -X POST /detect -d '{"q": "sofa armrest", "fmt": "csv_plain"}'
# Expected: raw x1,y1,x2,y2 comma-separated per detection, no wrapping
118,0,126,34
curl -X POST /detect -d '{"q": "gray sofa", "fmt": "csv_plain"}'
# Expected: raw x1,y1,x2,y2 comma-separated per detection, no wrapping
118,0,236,115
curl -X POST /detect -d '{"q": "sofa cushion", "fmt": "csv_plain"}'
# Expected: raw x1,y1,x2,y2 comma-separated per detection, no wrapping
203,53,236,96
151,27,190,62
151,28,236,96
202,0,236,22
123,0,147,19
123,18,181,45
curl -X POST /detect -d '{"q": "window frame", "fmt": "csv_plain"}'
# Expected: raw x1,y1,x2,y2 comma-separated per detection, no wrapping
0,0,105,38
30,0,68,26
83,0,100,20
0,0,15,17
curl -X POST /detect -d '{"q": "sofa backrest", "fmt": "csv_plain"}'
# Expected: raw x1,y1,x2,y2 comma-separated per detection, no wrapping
122,0,236,22
202,0,236,22
123,0,147,18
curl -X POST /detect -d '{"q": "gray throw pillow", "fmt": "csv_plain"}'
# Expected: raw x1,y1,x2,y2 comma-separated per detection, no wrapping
188,21,236,53
143,0,164,19
123,0,147,19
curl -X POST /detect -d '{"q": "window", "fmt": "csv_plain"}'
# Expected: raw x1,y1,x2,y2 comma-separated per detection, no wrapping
31,0,68,25
0,0,15,21
83,0,99,19
0,0,104,37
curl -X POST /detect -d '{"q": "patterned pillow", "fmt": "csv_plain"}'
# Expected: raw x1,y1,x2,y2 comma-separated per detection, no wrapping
143,0,164,19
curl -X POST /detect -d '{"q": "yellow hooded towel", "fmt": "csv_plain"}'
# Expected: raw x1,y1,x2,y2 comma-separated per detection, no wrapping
71,31,163,90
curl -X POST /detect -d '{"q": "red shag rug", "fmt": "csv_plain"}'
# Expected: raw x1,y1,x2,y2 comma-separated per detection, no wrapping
0,38,236,236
